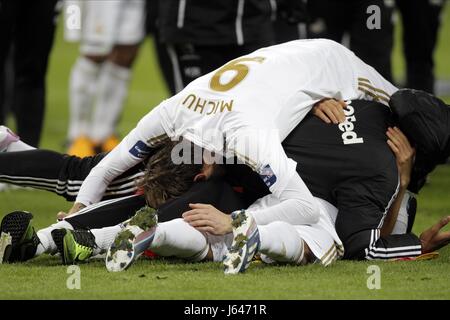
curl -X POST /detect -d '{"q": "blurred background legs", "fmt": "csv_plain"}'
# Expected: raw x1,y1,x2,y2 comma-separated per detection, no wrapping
0,0,58,148
65,0,145,157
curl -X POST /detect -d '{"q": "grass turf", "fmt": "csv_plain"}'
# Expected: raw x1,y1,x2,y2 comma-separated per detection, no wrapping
1,8,450,299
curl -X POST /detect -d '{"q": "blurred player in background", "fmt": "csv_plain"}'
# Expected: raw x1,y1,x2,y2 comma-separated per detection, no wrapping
64,0,146,157
0,0,59,147
272,0,309,43
307,0,395,82
149,0,275,94
396,0,446,94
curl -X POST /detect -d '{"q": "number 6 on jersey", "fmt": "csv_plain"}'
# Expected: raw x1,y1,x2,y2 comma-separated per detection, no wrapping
209,57,266,92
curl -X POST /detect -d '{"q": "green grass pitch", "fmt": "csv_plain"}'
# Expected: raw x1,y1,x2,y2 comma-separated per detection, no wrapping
1,8,450,299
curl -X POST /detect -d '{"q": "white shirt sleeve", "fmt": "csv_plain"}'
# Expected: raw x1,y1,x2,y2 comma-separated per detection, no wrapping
249,171,320,225
322,41,398,105
75,105,170,206
228,128,319,226
298,40,397,107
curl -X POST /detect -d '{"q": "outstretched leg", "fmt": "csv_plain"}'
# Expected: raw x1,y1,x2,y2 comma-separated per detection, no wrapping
0,194,145,264
106,206,210,272
0,139,144,201
224,208,344,274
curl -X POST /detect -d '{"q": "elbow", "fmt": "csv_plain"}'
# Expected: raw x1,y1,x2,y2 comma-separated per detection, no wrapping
89,164,116,183
308,201,321,224
295,199,320,225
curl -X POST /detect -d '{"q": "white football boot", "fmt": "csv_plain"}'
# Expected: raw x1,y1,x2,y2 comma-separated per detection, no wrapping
223,210,261,274
106,206,158,272
0,126,19,153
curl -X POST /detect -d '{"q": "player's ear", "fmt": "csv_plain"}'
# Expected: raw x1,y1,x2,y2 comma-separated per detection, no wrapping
193,172,207,182
194,163,215,181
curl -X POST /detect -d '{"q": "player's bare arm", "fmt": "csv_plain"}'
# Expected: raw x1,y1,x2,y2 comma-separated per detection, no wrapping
182,203,232,235
381,127,415,237
56,202,87,221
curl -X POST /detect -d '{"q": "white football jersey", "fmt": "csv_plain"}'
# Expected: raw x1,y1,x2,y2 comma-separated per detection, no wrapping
77,39,397,225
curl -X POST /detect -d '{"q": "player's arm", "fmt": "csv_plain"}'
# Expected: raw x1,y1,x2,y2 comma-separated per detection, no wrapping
334,178,413,260
332,161,422,260
347,52,398,105
183,132,320,235
183,164,320,234
73,105,170,209
304,42,398,107
232,130,320,226
335,185,450,259
381,127,415,237
57,202,87,220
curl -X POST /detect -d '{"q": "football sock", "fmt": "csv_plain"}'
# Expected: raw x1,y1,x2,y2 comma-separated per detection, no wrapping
68,56,101,141
258,221,305,264
90,224,123,255
150,219,209,261
90,61,131,143
207,233,233,262
392,191,415,235
35,220,74,256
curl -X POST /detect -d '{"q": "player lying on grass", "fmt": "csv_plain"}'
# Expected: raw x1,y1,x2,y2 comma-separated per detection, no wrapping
0,126,343,268
0,138,245,263
59,39,398,239
1,93,449,270
0,36,448,265
77,90,450,272
0,38,399,264
54,38,415,263
106,92,450,273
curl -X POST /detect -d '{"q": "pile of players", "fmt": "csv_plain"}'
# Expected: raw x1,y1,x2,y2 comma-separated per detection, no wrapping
1,39,450,274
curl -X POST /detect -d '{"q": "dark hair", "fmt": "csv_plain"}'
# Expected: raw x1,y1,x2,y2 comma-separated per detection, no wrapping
139,139,203,208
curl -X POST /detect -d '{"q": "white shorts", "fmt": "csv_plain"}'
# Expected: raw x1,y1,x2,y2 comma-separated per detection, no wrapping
251,195,344,266
391,190,416,235
260,220,344,267
298,198,344,266
293,218,344,266
207,198,344,265
64,0,145,55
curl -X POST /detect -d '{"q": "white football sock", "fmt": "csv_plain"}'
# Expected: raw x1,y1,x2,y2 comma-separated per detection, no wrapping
391,191,415,235
90,61,131,142
258,221,305,264
149,219,209,261
90,224,123,255
35,220,74,256
68,56,101,140
6,140,35,152
207,233,233,262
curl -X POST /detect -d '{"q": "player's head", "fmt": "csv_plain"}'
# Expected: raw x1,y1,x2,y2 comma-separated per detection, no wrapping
139,139,223,207
390,89,450,192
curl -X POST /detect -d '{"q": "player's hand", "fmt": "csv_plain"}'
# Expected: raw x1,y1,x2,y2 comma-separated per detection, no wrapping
419,216,450,253
386,127,415,188
57,202,86,221
182,203,232,235
312,99,347,124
